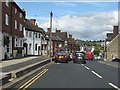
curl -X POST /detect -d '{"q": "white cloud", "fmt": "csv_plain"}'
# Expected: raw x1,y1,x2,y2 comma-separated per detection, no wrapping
40,10,118,40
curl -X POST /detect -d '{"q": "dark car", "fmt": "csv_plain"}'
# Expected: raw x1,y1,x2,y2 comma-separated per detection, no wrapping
73,51,86,64
54,51,69,63
112,58,120,62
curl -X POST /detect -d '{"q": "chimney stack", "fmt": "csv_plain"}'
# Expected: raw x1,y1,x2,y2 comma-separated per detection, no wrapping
112,26,119,39
30,19,36,25
47,28,51,33
56,28,61,33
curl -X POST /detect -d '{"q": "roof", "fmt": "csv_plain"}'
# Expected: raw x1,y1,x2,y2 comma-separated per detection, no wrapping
24,19,44,33
50,35,64,41
13,2,26,16
51,32,67,41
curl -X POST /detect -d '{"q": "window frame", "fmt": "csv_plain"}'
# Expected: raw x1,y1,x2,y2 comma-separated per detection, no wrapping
5,14,9,26
15,20,17,29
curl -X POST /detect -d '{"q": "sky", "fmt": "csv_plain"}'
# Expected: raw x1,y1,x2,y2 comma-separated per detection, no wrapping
16,1,118,41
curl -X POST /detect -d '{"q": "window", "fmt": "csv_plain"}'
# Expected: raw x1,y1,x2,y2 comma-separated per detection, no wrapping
6,0,9,7
36,33,37,38
15,8,17,14
29,32,32,37
15,20,17,29
15,38,18,47
35,43,37,51
39,33,41,38
29,43,31,50
26,31,28,37
5,14,8,25
19,23,22,31
20,13,22,18
20,39,23,47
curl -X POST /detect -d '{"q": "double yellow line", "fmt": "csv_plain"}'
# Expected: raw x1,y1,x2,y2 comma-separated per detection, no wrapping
18,69,48,90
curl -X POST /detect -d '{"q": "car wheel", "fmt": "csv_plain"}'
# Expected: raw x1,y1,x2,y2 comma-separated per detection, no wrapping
54,60,57,63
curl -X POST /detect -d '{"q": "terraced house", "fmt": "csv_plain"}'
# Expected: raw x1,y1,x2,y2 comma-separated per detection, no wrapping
2,0,26,59
24,19,44,56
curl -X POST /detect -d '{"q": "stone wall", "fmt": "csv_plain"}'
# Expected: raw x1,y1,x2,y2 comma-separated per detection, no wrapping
107,34,120,61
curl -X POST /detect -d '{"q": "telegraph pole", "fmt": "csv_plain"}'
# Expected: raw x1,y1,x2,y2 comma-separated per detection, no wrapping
49,11,53,57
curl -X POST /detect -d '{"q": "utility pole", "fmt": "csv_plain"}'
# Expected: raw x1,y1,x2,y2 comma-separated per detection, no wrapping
49,11,53,57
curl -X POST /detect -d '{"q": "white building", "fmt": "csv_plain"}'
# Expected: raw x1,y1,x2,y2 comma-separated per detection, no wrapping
24,19,44,56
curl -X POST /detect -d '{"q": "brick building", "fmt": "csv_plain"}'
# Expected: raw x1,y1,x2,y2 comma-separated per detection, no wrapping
2,1,25,59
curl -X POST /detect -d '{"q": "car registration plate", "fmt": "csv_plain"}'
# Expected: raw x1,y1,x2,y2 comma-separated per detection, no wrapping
78,57,82,59
59,56,64,58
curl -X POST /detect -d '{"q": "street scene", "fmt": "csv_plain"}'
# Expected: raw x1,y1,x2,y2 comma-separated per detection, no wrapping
0,0,120,89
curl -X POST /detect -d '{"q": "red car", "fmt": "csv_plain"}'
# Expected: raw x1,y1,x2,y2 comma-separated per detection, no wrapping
54,51,69,63
85,51,93,60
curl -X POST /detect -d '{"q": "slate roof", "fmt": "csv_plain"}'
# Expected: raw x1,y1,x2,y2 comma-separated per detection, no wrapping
50,35,63,41
51,32,67,41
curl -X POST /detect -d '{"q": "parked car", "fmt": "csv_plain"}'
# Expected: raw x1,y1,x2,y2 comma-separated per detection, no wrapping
112,58,120,62
54,51,69,63
73,51,86,64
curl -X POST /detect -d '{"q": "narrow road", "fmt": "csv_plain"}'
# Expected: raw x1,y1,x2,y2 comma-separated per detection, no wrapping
17,60,119,89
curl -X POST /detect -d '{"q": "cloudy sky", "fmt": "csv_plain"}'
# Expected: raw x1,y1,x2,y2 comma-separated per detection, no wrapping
16,1,118,40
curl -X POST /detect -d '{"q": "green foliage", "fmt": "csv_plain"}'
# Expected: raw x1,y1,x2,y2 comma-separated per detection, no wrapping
93,49,100,56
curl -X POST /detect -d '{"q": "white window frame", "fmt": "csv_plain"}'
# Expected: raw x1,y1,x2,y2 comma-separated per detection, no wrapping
19,23,22,31
5,14,8,26
26,31,28,37
29,31,32,38
15,38,18,47
20,13,22,18
15,8,17,14
20,39,23,47
15,20,17,29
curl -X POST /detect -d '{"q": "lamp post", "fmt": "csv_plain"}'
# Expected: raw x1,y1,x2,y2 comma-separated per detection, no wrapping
49,11,53,57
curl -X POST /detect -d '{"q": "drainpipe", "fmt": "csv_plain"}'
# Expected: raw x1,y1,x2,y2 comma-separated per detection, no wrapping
33,32,35,55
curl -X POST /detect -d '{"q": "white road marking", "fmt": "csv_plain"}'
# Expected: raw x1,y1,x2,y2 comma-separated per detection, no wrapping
81,64,84,66
109,83,120,90
84,66,90,70
91,71,102,79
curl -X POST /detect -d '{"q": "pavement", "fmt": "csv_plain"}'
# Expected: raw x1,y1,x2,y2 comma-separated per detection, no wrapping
97,60,119,68
0,55,52,87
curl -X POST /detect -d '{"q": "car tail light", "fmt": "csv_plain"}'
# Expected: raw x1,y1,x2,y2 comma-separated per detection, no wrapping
73,56,76,59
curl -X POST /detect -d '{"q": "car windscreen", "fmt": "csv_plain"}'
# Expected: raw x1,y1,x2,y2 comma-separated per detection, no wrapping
57,51,67,55
75,53,84,56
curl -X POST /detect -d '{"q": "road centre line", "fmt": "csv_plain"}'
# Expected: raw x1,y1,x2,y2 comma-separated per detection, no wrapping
81,64,84,66
108,83,120,90
84,66,90,70
18,69,48,90
91,71,102,79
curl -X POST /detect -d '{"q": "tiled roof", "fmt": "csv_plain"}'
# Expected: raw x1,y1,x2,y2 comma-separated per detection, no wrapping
24,19,44,33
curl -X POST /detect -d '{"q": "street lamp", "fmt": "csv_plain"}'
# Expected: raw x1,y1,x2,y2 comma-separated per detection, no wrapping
49,11,53,57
